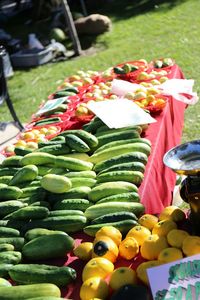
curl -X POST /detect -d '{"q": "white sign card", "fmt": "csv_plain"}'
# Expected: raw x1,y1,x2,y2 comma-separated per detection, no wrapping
35,97,68,116
147,254,200,300
87,98,156,128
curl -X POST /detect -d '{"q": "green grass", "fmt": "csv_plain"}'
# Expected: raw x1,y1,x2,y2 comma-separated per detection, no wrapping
1,0,200,143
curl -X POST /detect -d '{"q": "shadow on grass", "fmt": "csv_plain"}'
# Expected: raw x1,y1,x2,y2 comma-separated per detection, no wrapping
86,0,190,20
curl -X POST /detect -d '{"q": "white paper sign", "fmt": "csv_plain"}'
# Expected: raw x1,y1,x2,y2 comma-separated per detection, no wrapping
35,97,68,116
147,254,200,300
87,98,156,128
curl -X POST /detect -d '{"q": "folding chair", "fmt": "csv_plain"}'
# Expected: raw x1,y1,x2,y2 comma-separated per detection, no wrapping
0,46,24,134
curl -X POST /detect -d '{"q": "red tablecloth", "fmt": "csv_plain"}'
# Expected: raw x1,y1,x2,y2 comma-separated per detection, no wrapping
59,64,188,299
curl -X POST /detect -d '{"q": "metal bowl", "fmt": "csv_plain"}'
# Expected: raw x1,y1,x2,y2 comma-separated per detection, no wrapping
163,140,200,175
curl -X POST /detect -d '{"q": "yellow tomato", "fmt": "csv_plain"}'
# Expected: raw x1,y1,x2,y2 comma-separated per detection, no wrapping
80,277,109,300
138,214,158,230
95,226,122,246
126,225,151,246
109,267,137,291
182,236,200,256
167,229,189,249
73,242,93,261
82,257,114,282
136,260,162,285
159,205,186,222
119,237,139,260
140,234,169,260
158,247,183,263
152,219,177,236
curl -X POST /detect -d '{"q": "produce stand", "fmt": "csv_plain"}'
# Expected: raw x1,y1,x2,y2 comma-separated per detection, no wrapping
0,58,198,300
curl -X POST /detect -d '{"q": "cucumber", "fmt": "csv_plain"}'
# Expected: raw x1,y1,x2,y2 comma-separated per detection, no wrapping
49,210,84,217
14,147,33,156
37,166,66,177
84,219,139,236
94,152,148,173
7,206,49,220
47,186,91,203
66,170,96,178
27,188,47,203
41,174,72,194
0,201,27,218
22,233,74,260
38,139,65,149
95,131,140,148
30,201,51,209
94,137,151,154
0,283,61,299
84,202,145,220
22,215,87,234
91,211,138,224
0,251,21,264
24,228,68,241
95,125,142,137
27,297,65,300
9,165,38,186
0,176,13,184
9,264,76,287
36,144,70,155
65,134,90,153
96,170,144,185
55,156,93,171
70,177,96,188
0,220,27,231
96,192,140,204
0,185,22,200
0,167,19,176
50,136,66,142
82,118,105,134
0,227,20,237
1,156,22,167
21,186,41,198
98,161,145,174
34,117,61,126
20,153,56,166
53,90,76,98
0,264,13,278
88,181,138,202
0,237,25,250
53,199,92,211
0,244,14,252
59,130,98,148
90,143,151,164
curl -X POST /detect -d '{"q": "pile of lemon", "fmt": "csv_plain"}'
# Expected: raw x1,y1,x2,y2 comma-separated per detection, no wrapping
74,205,200,300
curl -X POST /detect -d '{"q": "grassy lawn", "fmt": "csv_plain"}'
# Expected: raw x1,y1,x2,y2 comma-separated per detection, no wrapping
1,0,200,143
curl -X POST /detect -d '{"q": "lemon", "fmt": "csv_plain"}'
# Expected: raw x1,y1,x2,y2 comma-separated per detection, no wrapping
80,277,109,300
182,236,200,256
158,247,183,263
167,229,189,249
82,257,114,282
109,267,137,291
73,242,93,261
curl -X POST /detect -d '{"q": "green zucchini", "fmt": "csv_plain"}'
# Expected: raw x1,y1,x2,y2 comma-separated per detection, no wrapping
24,228,68,241
6,206,49,220
0,167,20,176
66,170,96,178
53,199,92,211
0,237,25,250
49,210,84,217
0,227,20,237
98,161,145,174
0,185,22,200
0,244,15,252
0,251,21,264
47,186,91,203
65,134,90,153
0,201,27,218
59,129,98,148
1,156,22,167
0,264,13,278
36,144,70,155
34,117,61,126
20,152,56,166
55,156,93,171
0,176,13,185
9,165,38,186
70,177,96,188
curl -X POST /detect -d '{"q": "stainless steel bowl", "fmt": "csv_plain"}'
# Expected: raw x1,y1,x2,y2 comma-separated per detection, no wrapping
163,140,200,175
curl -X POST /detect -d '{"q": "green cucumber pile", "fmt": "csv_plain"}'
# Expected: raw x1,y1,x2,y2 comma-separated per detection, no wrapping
0,118,151,297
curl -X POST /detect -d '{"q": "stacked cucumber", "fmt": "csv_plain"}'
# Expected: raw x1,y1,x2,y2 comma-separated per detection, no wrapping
0,123,151,295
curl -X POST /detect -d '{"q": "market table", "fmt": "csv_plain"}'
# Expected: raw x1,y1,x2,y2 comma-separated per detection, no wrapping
57,64,188,299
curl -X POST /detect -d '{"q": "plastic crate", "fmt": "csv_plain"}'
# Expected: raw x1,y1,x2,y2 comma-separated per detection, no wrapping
10,47,53,68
